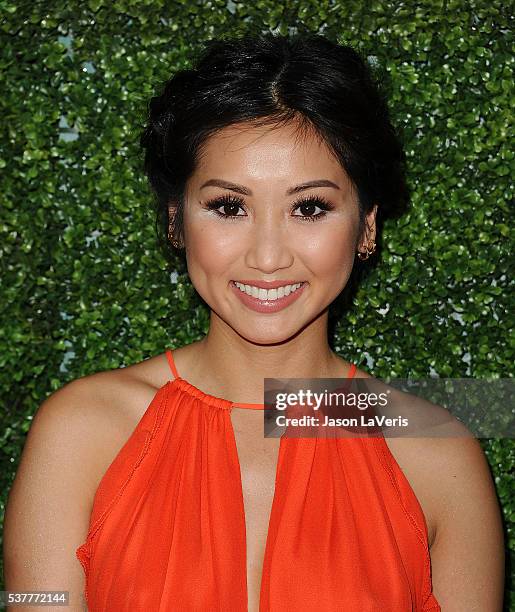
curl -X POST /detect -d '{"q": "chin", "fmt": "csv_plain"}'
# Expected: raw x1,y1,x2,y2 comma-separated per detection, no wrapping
229,320,306,346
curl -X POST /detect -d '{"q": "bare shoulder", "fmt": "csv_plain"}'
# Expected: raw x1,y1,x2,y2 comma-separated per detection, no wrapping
38,353,170,477
3,353,169,608
411,430,505,608
64,349,169,418
349,364,505,608
33,362,161,459
347,365,475,548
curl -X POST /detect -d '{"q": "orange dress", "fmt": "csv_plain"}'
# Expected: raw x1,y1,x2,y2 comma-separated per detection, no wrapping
76,349,441,611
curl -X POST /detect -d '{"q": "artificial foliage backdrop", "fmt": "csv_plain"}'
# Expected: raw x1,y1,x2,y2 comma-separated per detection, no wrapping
0,0,513,604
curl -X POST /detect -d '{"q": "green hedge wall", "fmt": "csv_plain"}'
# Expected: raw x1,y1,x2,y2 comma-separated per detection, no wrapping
1,0,512,605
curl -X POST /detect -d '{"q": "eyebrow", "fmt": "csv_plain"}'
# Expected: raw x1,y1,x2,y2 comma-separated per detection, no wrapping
199,178,341,196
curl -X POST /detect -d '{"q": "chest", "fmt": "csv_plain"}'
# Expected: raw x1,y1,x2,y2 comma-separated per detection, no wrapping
230,408,281,612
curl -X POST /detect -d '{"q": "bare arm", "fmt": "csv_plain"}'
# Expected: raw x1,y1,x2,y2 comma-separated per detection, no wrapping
3,378,103,611
430,436,505,611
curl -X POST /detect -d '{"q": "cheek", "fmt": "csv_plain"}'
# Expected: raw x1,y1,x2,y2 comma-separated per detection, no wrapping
184,220,240,279
301,223,357,278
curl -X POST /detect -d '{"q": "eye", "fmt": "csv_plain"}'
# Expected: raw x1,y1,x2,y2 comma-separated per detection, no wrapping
291,195,334,221
203,194,246,219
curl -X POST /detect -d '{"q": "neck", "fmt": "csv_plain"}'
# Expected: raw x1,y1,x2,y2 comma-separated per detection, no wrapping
180,311,353,405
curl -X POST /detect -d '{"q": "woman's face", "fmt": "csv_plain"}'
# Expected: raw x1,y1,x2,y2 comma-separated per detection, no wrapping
175,121,376,345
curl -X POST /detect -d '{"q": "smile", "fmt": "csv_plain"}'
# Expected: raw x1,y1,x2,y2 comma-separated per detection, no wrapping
233,281,303,300
230,280,307,313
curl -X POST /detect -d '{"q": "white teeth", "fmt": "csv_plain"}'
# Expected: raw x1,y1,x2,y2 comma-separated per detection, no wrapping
233,282,303,301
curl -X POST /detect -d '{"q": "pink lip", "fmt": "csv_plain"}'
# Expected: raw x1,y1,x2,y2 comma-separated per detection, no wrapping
230,281,307,313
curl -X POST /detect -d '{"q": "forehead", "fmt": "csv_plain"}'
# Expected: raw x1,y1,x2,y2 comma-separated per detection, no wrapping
193,120,350,189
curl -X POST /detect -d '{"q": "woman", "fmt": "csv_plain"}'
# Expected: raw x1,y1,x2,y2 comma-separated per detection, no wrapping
4,33,504,611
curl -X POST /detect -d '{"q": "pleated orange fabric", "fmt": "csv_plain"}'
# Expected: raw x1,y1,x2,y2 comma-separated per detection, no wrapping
76,349,441,611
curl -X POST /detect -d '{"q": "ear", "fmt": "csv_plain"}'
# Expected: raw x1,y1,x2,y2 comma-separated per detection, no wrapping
358,203,378,249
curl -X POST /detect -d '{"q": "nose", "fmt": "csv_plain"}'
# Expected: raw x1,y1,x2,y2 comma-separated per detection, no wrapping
244,214,294,274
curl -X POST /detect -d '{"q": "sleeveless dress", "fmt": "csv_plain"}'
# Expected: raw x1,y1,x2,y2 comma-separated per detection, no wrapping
76,349,441,611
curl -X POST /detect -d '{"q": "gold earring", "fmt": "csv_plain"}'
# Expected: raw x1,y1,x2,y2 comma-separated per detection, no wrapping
168,221,181,248
357,240,376,261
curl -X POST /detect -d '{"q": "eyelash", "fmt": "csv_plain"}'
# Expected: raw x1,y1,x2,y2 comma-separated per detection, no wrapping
203,194,334,222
